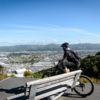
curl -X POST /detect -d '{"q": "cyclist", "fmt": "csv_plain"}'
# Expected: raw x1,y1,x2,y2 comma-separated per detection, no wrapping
59,42,80,73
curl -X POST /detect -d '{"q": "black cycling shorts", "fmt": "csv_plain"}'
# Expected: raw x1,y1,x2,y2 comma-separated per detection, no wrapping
62,61,80,70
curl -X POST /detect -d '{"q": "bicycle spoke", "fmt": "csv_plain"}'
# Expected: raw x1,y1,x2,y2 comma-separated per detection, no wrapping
74,75,94,97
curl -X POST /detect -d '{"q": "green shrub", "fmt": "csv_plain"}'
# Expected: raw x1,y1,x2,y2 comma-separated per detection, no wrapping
24,70,33,78
33,72,43,79
9,74,16,77
81,55,100,78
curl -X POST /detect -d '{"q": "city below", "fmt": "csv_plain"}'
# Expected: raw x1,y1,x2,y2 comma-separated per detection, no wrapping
0,48,99,77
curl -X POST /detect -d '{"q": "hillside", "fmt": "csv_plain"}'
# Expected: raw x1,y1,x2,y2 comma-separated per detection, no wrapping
0,43,100,52
81,54,100,78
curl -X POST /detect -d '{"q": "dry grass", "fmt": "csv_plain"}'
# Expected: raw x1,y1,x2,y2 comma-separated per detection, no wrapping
91,77,100,84
79,77,100,84
0,73,8,81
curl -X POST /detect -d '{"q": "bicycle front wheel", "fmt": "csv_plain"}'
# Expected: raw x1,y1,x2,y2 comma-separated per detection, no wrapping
74,75,94,97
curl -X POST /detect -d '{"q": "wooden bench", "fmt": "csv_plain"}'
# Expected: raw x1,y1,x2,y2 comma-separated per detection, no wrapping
7,70,82,100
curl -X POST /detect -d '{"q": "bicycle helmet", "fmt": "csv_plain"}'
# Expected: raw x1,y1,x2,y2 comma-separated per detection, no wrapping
61,42,69,48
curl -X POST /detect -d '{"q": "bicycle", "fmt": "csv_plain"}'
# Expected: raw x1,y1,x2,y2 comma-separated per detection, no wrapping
42,61,94,97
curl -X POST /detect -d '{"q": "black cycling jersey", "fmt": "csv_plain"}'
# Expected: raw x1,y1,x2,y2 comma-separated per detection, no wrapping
63,50,80,64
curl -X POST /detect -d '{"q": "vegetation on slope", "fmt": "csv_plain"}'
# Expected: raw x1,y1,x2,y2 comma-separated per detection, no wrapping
0,73,8,81
81,55,100,78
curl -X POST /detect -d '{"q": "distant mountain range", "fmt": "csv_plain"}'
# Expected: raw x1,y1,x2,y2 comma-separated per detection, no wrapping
0,43,100,52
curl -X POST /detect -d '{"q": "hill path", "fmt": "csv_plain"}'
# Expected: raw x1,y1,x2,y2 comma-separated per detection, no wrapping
58,84,100,100
0,78,100,100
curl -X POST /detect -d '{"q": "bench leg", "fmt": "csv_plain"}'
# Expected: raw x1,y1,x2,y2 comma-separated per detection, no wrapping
28,85,36,100
54,92,65,100
48,92,65,100
48,95,55,100
71,73,80,89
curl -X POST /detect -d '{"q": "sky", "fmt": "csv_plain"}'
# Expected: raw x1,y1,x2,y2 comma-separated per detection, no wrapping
0,0,100,46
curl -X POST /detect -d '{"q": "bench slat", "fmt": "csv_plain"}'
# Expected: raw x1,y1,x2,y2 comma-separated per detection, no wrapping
6,93,25,100
37,79,74,92
25,79,74,95
27,70,82,87
37,75,74,89
35,86,67,100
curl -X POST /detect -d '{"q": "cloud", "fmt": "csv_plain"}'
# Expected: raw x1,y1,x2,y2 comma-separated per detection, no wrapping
52,39,59,44
1,24,100,37
0,30,37,33
0,24,100,44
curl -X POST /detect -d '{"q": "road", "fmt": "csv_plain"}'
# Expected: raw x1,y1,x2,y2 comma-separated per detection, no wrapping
0,78,100,100
58,84,100,100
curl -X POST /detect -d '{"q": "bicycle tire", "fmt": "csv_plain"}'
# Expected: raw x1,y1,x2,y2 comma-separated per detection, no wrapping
74,75,94,97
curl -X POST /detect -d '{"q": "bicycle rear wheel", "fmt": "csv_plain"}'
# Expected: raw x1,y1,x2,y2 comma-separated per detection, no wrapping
74,75,94,97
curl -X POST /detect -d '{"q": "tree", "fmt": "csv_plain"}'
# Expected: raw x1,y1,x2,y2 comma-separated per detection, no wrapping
96,52,100,56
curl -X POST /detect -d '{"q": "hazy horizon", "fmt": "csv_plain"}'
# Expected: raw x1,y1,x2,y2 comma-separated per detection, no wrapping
0,42,100,47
